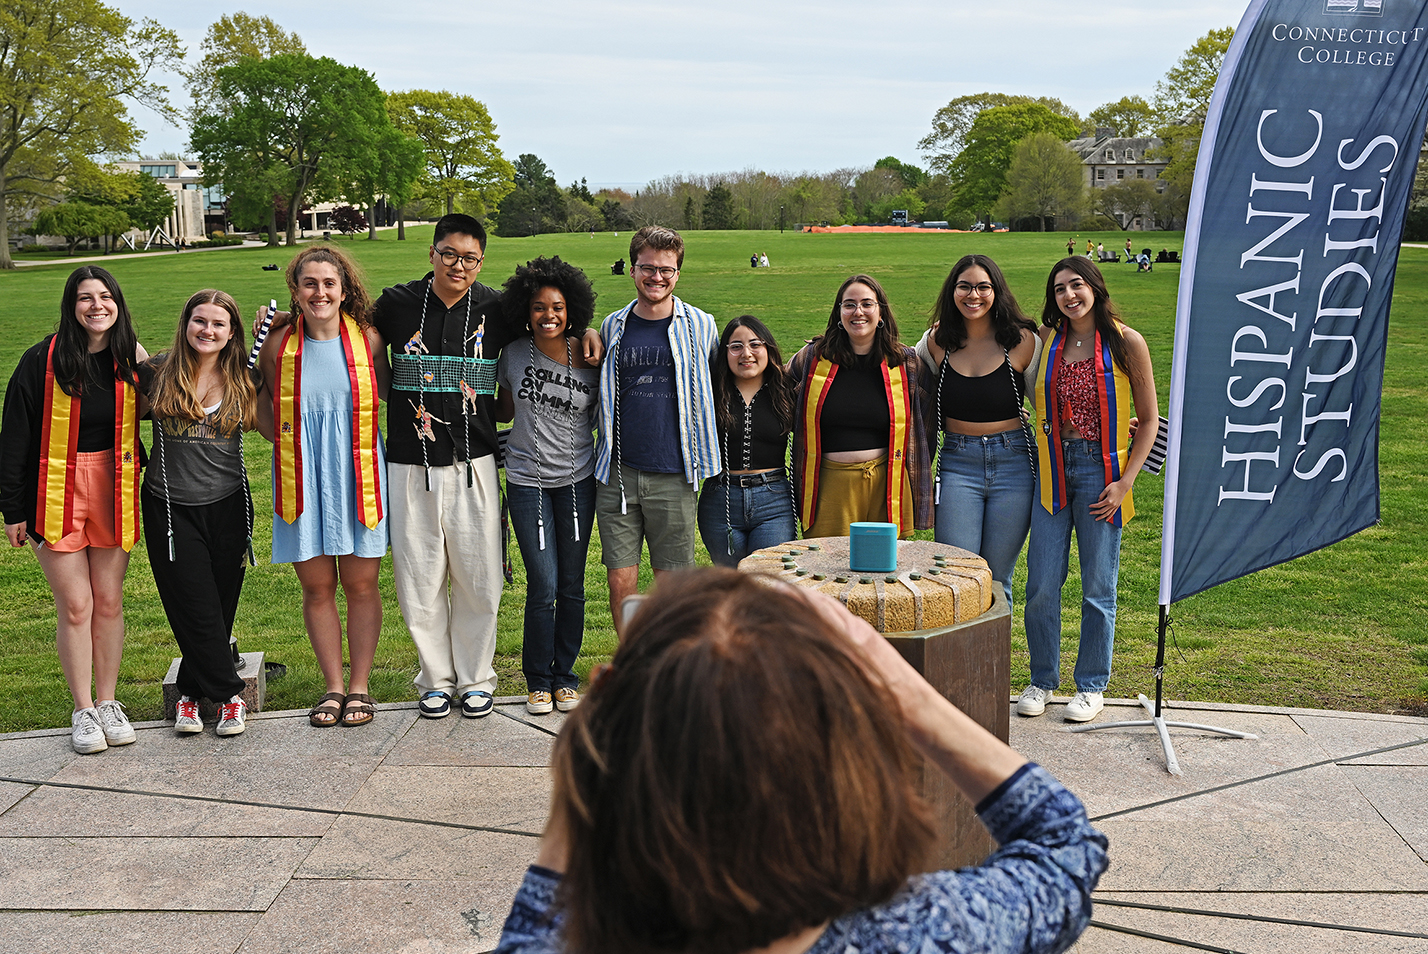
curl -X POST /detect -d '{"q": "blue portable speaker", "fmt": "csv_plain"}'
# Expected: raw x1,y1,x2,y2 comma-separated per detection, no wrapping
848,522,897,573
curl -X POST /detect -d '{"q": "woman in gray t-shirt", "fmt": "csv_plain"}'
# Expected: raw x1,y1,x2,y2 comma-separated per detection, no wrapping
497,257,600,717
140,289,259,738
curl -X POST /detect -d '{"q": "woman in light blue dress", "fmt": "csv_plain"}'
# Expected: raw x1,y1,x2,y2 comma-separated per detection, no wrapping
257,245,389,728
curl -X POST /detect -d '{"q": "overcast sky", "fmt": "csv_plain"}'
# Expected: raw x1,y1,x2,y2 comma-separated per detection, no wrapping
118,0,1249,191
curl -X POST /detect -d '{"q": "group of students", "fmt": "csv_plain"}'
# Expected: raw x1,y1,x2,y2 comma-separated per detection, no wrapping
0,217,1157,755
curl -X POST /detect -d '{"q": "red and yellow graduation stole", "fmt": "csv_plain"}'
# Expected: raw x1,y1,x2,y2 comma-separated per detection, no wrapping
797,356,913,533
273,313,384,528
36,336,141,550
1032,326,1135,526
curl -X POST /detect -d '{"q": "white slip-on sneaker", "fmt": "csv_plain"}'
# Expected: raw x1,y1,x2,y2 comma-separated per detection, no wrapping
1015,685,1050,717
1064,691,1105,723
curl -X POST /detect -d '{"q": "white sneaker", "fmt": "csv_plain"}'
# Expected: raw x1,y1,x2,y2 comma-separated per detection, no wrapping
94,699,136,745
553,687,580,712
526,691,553,715
71,708,108,754
174,696,204,734
216,696,247,737
1064,691,1105,723
1015,685,1050,717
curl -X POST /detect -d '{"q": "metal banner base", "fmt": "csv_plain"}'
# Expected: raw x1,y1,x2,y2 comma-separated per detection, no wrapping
1070,692,1258,775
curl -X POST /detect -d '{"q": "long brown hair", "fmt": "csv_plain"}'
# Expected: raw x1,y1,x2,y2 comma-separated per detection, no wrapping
1041,256,1131,374
931,254,1036,353
147,290,257,436
711,315,794,438
551,568,932,954
53,265,140,396
285,244,374,327
815,273,906,367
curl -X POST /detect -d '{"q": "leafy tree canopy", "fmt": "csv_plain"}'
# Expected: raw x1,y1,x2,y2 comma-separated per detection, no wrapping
919,92,1080,173
183,13,305,118
873,156,926,189
33,201,130,253
0,0,182,267
995,132,1086,231
702,183,737,230
948,104,1082,221
387,89,515,218
1088,96,1155,138
1152,27,1235,195
494,153,566,236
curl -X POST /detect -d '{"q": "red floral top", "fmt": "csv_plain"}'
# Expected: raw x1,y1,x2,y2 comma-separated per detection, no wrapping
1055,357,1100,441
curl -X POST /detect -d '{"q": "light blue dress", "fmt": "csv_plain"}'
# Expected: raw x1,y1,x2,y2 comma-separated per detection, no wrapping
271,335,389,563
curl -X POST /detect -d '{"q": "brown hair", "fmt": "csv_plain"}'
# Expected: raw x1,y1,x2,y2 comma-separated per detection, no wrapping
551,568,932,954
816,273,906,367
285,244,374,327
629,224,685,269
1041,256,1130,374
147,289,257,436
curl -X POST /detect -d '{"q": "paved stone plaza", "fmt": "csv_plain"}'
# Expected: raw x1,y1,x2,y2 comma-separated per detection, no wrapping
0,697,1424,953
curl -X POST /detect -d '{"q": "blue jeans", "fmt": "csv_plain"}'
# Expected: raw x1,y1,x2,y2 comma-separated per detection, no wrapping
697,474,798,567
1024,439,1122,693
934,428,1034,611
507,477,596,692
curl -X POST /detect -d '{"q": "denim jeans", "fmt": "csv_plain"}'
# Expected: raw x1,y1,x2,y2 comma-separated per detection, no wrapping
934,428,1034,611
507,476,596,692
1024,439,1122,693
697,474,798,567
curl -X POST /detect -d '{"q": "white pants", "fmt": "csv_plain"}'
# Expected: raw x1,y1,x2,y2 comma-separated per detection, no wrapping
389,460,501,697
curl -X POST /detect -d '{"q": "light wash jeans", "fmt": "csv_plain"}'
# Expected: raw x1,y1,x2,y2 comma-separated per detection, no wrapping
507,477,596,692
1024,439,1122,693
697,473,798,567
934,428,1034,612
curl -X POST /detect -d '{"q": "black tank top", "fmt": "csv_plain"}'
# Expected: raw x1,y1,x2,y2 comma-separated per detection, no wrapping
937,357,1020,424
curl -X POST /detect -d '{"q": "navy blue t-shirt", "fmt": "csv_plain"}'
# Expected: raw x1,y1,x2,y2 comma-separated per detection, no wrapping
617,316,682,474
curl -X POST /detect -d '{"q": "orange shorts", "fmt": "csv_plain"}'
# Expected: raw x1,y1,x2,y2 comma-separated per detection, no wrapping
43,450,119,552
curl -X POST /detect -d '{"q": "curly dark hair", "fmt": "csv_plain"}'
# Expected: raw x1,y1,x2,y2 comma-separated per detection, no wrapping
501,256,597,336
930,254,1036,353
1041,256,1130,374
711,315,794,439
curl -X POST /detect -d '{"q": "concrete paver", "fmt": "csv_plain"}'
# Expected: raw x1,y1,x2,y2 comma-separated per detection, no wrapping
0,696,1424,953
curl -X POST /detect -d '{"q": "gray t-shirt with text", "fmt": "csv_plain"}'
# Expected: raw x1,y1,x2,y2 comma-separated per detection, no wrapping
497,340,598,487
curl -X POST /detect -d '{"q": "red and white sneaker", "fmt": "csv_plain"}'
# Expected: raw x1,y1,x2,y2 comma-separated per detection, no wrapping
216,696,248,737
174,696,204,735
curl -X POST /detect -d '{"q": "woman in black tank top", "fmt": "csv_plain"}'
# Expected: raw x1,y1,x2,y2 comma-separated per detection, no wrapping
697,315,796,565
923,255,1039,614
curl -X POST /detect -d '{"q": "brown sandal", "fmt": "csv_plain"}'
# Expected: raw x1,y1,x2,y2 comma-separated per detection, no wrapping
341,692,375,727
309,692,345,727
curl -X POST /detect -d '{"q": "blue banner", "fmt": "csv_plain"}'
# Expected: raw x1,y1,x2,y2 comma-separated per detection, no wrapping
1161,0,1428,604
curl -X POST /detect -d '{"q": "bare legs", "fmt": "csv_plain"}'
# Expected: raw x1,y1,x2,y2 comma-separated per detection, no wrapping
34,543,131,711
606,565,673,639
293,554,382,696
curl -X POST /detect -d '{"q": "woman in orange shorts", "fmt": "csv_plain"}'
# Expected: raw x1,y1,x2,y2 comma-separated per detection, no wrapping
0,266,148,753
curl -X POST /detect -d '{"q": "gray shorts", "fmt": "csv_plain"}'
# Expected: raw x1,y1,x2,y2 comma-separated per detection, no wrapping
596,464,698,570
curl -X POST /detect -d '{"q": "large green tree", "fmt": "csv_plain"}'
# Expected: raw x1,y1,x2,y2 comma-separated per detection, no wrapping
1088,96,1155,138
0,0,181,268
67,164,174,247
995,132,1086,231
495,154,566,236
33,201,130,254
387,90,515,221
345,124,424,240
191,54,401,247
919,93,1080,173
182,13,305,119
702,183,737,230
1152,27,1235,194
1093,178,1160,231
948,104,1082,224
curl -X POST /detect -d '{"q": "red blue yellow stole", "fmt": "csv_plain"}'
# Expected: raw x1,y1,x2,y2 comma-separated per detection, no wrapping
36,337,140,550
1032,326,1136,526
273,313,384,529
798,356,913,533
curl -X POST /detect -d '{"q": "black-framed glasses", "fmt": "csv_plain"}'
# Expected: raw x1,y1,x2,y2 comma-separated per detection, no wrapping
635,264,678,279
955,282,994,295
840,299,879,313
435,247,483,268
726,340,766,355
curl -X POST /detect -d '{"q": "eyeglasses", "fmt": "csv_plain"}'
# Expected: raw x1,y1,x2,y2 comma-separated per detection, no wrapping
727,340,766,355
635,264,678,279
955,282,994,296
435,247,483,268
840,299,879,313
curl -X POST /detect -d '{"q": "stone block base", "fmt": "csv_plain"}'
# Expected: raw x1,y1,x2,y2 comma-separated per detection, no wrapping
161,651,266,721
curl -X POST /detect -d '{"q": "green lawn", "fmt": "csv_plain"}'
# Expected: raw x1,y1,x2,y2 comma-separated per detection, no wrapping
1,226,1424,733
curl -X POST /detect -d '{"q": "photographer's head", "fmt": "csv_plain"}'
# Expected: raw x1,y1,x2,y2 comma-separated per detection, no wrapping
551,568,932,954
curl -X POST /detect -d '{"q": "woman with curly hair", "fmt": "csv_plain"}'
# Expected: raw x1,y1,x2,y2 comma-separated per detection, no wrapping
788,274,934,538
0,266,148,753
698,315,797,566
497,257,599,715
140,289,259,736
256,245,390,729
921,255,1041,612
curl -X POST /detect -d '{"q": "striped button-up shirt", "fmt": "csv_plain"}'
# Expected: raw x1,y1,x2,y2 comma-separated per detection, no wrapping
594,297,721,485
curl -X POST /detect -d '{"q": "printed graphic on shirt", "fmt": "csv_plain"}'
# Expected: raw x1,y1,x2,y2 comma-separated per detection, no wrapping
411,399,448,442
518,362,592,414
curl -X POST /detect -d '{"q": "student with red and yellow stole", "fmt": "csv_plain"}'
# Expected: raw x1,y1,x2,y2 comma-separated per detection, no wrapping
788,274,934,539
257,246,390,729
0,267,147,754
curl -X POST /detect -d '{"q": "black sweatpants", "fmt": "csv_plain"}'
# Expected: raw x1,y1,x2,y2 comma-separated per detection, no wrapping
142,485,248,701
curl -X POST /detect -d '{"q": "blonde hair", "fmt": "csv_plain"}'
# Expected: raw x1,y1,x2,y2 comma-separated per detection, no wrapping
147,289,258,436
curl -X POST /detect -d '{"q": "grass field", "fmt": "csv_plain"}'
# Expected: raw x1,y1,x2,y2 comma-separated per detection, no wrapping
1,226,1425,733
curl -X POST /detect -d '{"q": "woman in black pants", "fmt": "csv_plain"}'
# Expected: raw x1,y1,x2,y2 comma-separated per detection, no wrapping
140,290,259,736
